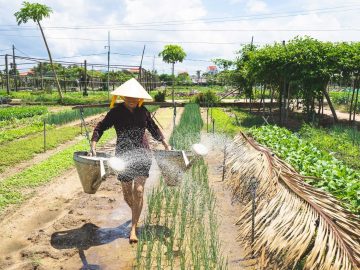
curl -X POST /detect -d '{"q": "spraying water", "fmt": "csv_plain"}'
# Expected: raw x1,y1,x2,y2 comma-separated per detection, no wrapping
191,143,209,156
108,157,127,172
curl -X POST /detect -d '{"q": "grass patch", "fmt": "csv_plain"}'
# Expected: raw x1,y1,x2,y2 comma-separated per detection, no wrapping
144,105,160,113
208,108,264,136
169,103,203,149
209,108,240,136
298,124,360,170
0,126,81,173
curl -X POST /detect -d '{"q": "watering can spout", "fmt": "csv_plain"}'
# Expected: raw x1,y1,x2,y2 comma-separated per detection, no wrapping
182,151,191,169
153,144,208,186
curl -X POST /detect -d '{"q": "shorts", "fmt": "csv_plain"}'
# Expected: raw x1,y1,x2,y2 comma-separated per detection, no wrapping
116,148,152,182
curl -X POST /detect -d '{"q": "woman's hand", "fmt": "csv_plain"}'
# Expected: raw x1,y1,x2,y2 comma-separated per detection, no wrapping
88,141,97,156
162,140,170,150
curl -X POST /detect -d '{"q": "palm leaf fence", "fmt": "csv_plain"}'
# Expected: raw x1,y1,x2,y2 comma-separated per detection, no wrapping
225,132,360,270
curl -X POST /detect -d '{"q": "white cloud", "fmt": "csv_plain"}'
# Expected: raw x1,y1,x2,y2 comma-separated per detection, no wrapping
0,0,359,75
246,0,269,13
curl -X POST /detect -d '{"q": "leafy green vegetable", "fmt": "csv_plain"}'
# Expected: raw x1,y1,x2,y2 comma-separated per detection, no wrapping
0,106,47,121
250,125,360,213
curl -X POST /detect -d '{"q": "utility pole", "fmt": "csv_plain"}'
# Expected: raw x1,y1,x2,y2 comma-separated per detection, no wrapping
83,60,88,96
91,65,94,91
5,54,9,94
12,45,17,91
63,66,66,93
40,62,44,90
105,31,110,100
152,55,155,72
172,62,176,129
139,45,146,86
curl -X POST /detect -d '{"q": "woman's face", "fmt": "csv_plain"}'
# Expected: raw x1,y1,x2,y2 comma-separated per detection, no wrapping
123,96,140,109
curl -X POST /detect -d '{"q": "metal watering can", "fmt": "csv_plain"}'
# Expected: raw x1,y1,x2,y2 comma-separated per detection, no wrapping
73,151,111,194
73,144,208,194
153,144,208,186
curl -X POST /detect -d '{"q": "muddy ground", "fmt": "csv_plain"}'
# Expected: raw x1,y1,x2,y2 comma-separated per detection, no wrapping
0,107,250,270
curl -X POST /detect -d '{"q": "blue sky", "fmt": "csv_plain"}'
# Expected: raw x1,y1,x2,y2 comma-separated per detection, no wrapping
0,0,359,76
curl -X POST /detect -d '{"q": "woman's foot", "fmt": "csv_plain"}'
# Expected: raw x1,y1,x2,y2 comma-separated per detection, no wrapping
129,228,138,244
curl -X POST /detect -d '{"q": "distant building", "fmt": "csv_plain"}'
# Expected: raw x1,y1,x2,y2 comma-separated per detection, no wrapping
19,70,35,76
191,75,207,84
127,67,140,74
207,66,218,75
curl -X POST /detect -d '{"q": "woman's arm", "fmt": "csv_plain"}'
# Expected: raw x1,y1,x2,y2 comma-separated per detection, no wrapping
90,140,97,156
90,109,115,155
161,139,170,150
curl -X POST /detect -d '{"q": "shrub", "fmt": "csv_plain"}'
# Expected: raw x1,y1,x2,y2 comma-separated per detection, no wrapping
154,90,166,102
192,90,218,105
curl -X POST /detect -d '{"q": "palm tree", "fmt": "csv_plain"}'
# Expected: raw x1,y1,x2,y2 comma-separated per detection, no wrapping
159,45,186,128
15,1,63,102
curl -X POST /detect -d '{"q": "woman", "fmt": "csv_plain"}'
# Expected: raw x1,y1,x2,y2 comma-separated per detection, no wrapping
90,78,169,243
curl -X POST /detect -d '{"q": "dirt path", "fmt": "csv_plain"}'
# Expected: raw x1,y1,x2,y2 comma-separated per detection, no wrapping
322,106,359,122
0,108,182,270
199,108,253,269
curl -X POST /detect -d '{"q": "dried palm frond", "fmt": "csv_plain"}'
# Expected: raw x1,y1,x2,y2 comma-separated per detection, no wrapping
225,132,360,270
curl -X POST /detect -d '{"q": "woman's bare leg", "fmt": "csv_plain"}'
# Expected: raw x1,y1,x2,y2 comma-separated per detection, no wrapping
130,176,146,242
121,181,133,209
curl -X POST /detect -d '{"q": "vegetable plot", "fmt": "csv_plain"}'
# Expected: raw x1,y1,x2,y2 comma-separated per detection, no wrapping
136,104,227,269
250,125,360,213
0,106,48,121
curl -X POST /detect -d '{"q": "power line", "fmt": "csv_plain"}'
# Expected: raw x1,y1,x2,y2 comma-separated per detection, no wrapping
1,4,359,29
15,47,31,58
2,27,360,32
3,35,360,46
0,35,257,45
53,52,107,59
112,52,212,62
0,48,12,52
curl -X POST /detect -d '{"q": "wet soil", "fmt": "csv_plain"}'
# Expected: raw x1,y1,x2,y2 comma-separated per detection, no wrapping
0,108,182,270
200,108,256,269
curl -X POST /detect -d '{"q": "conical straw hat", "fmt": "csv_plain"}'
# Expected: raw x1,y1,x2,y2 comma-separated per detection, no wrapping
110,78,153,100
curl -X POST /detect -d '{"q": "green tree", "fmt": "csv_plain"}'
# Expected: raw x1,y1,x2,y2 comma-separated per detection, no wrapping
158,44,186,127
15,1,63,102
176,72,192,85
159,73,174,86
212,58,234,71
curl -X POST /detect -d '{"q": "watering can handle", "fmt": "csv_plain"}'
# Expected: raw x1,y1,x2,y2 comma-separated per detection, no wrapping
91,159,106,189
79,107,94,153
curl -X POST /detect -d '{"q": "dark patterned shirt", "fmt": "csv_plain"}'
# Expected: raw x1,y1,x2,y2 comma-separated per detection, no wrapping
91,103,164,154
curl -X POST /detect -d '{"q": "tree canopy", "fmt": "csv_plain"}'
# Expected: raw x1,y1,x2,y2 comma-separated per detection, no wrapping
158,45,186,64
14,1,52,25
